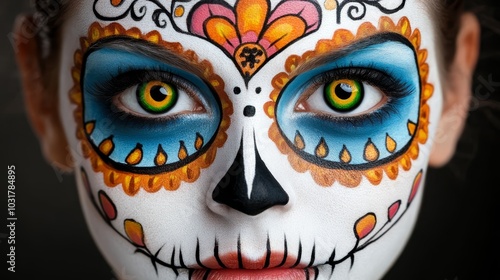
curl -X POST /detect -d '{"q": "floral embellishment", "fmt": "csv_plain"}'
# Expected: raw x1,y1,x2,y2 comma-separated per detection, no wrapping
328,170,424,267
188,0,321,82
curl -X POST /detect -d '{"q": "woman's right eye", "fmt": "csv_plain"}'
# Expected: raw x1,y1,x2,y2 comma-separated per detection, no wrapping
114,78,206,119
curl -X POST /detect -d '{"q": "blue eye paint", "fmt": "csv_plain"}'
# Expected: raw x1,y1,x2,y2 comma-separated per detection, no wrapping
81,44,222,172
275,34,420,168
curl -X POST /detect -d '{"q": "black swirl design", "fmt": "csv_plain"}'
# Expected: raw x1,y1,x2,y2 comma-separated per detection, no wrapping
93,0,188,29
336,0,406,23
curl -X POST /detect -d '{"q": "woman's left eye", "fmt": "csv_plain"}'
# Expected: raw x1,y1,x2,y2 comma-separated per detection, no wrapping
115,79,204,118
296,78,386,117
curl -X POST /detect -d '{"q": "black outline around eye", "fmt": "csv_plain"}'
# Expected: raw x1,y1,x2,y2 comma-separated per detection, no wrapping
293,67,411,126
274,33,422,170
80,40,224,174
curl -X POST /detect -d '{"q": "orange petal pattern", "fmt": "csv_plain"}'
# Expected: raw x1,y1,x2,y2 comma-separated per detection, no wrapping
189,0,320,81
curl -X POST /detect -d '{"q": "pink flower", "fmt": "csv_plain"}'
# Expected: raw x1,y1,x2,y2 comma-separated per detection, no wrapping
189,0,321,80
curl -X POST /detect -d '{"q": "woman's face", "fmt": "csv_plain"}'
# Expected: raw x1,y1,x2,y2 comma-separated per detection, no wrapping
58,0,442,279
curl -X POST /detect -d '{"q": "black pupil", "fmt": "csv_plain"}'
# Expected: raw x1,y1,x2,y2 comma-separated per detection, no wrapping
335,83,353,100
150,85,167,102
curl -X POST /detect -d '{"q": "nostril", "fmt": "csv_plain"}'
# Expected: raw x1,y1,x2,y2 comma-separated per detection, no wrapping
243,105,256,117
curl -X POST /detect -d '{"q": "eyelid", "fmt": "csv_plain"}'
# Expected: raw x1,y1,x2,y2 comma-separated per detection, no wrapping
301,67,411,99
291,66,410,126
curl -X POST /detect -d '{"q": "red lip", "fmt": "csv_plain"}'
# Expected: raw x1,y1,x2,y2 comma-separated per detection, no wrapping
192,267,316,280
191,252,316,280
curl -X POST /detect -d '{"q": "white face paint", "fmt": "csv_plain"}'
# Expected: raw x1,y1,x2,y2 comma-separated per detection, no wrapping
58,0,443,279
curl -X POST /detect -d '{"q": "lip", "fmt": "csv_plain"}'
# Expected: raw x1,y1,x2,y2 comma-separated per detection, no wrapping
190,252,317,280
192,267,317,280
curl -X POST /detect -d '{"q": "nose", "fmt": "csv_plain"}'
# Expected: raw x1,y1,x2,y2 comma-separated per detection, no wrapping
212,134,289,216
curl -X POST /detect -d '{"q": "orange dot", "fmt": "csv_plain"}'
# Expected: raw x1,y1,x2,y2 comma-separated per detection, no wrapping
174,5,185,17
111,0,122,7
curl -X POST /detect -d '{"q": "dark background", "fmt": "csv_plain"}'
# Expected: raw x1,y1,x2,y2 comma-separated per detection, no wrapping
1,1,499,279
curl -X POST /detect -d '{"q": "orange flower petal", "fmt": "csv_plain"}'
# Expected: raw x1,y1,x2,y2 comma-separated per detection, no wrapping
205,17,239,51
236,0,268,36
261,16,306,54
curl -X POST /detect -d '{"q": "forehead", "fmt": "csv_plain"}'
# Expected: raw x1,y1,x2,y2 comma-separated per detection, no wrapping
63,1,435,89
65,0,434,48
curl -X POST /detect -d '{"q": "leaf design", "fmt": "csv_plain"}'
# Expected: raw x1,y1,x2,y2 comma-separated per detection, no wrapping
408,170,423,205
387,200,401,221
354,213,376,240
124,219,146,247
98,191,117,221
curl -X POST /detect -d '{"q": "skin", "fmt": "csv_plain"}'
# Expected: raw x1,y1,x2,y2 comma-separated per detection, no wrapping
14,0,480,279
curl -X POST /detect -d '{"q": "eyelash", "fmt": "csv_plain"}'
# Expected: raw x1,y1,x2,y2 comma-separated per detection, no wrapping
86,68,200,123
303,67,411,126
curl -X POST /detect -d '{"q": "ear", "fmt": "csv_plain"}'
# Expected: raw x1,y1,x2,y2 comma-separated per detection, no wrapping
13,15,73,172
429,13,481,168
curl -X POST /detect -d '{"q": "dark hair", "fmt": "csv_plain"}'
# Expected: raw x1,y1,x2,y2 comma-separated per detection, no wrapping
431,0,465,70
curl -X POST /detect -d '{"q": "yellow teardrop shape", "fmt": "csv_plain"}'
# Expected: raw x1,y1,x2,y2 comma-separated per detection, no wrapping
364,139,379,162
407,120,417,136
98,137,114,156
294,131,305,150
386,134,397,153
178,142,188,160
315,138,329,158
85,121,95,135
126,144,143,165
154,145,167,166
340,145,351,163
195,134,204,151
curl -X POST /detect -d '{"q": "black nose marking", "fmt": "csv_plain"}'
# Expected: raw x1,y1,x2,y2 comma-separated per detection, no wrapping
212,138,289,216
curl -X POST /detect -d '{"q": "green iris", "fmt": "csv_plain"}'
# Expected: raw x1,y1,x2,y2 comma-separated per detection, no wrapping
137,81,178,114
324,79,364,112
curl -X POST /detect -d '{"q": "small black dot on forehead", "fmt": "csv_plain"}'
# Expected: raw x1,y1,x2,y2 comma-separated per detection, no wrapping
256,87,262,94
243,105,256,117
233,87,241,95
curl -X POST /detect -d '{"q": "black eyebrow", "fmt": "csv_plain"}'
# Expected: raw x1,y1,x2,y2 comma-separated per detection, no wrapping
84,36,206,78
291,32,415,78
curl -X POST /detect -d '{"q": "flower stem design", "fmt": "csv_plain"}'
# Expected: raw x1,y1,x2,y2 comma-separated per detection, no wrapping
327,169,424,268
